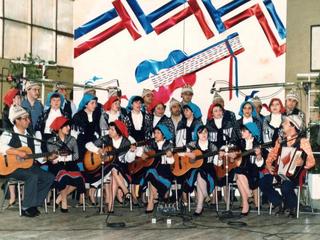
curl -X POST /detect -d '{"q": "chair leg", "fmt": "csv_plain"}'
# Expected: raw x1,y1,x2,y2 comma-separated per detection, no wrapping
297,186,300,219
188,192,191,212
1,182,9,210
227,184,232,211
53,188,56,213
129,184,132,212
215,187,219,212
18,182,22,217
269,203,272,215
174,181,179,211
82,193,86,212
258,188,260,216
44,198,48,213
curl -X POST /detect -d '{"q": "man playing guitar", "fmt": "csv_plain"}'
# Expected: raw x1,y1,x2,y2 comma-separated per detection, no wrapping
0,105,56,217
259,115,315,217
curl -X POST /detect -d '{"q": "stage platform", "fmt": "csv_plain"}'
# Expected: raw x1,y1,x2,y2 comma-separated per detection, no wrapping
0,200,319,240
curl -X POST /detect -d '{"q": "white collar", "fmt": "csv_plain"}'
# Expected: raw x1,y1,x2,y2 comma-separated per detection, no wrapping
198,140,208,151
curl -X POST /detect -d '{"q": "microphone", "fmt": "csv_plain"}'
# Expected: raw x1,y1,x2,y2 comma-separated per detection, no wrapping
210,82,216,94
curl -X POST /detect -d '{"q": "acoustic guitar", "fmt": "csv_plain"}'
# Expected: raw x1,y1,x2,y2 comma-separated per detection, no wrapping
171,150,217,176
83,139,150,173
215,142,274,178
0,146,61,176
128,146,186,175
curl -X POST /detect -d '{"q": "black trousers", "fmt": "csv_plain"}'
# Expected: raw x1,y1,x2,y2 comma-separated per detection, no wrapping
9,165,55,209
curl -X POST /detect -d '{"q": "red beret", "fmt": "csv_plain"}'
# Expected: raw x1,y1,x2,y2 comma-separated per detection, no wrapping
50,116,69,131
4,88,20,107
103,96,119,111
114,120,129,138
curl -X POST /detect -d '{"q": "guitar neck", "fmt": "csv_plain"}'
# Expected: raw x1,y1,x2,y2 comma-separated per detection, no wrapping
111,139,149,155
241,141,273,158
148,146,186,159
194,150,217,161
151,34,243,88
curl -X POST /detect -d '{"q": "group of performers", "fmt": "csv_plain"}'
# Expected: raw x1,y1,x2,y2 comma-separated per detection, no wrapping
0,81,315,218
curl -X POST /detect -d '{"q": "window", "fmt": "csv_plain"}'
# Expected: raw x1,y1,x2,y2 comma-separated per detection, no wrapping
1,0,73,67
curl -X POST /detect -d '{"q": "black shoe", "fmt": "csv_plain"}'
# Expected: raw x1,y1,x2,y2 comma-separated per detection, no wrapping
22,208,37,217
193,210,203,217
287,208,296,218
60,208,69,213
240,207,251,217
145,208,154,214
274,205,284,216
32,207,41,216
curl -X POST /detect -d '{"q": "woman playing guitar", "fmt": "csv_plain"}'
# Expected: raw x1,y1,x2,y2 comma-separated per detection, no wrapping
183,125,219,216
85,120,136,213
139,124,174,213
231,122,266,216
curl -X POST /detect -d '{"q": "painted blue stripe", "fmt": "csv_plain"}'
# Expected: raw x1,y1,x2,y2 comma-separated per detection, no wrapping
218,0,249,16
74,8,118,39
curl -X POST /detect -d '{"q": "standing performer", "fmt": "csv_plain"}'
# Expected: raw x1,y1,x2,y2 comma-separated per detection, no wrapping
259,115,315,217
72,93,101,204
180,85,194,107
0,106,55,217
263,98,286,145
285,90,305,122
139,124,174,213
231,100,262,144
2,88,21,130
211,92,236,125
100,96,129,136
21,81,43,131
169,98,182,132
47,116,85,213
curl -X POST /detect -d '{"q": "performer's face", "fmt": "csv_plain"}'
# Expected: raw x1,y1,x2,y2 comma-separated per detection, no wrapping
61,125,70,135
50,97,61,110
58,88,67,98
242,103,253,118
154,129,164,142
212,106,223,119
181,91,193,103
154,104,165,117
132,100,142,111
170,103,181,116
13,95,21,106
282,119,294,134
109,126,119,139
285,98,297,111
111,100,120,112
143,93,153,105
183,108,193,119
198,128,208,141
28,86,40,99
16,115,30,129
86,100,97,112
253,103,262,114
270,100,281,114
241,129,251,139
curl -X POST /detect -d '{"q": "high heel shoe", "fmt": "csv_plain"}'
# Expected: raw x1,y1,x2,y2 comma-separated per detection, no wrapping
240,207,251,217
145,208,154,214
6,200,16,209
60,208,68,213
193,210,203,217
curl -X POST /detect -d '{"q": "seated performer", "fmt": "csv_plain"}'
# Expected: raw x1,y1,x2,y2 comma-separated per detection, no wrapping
0,105,55,217
47,116,85,213
183,125,218,216
259,115,315,217
233,122,265,216
139,124,174,213
85,120,136,213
